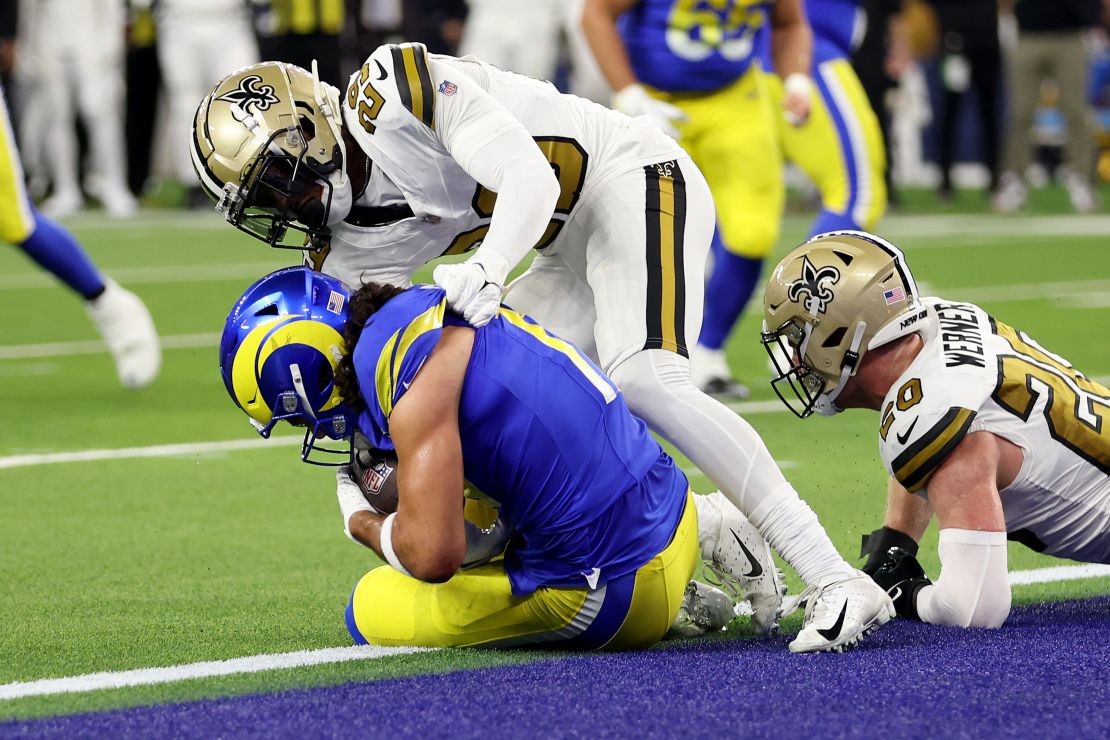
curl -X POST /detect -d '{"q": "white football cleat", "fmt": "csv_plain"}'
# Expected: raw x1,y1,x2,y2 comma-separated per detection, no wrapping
788,572,894,654
86,280,162,389
694,491,784,635
668,580,735,639
990,172,1027,213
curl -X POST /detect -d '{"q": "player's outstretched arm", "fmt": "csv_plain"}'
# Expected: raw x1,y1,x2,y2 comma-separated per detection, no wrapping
348,326,473,582
909,432,1011,628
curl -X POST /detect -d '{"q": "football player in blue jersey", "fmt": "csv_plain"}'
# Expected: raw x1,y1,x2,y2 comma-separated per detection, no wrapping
220,267,894,652
0,85,160,388
582,0,814,396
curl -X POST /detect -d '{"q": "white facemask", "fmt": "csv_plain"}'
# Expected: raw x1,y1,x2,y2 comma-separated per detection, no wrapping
325,170,353,226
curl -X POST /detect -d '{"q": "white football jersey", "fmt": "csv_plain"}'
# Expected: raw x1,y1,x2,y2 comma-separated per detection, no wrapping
878,297,1110,563
316,43,681,287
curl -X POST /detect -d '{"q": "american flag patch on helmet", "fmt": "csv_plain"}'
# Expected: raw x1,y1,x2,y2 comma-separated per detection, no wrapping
883,287,906,305
327,290,345,314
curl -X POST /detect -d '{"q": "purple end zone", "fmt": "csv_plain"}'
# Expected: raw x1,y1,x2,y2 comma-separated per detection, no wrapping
5,597,1110,739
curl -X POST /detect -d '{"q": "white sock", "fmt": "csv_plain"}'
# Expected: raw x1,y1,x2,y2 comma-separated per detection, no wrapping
610,349,855,585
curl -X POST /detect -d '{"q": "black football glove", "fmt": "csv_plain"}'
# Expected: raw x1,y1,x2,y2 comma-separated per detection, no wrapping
869,547,932,620
860,526,920,576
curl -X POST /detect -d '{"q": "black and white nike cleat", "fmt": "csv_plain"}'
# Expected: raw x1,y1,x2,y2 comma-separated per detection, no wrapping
694,491,785,635
787,572,894,653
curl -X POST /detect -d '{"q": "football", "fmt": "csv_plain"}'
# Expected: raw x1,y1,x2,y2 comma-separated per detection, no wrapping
350,445,400,515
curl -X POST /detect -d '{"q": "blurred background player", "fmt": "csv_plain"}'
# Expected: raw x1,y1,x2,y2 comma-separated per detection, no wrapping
767,0,887,235
581,0,813,397
264,0,347,87
0,85,161,389
928,0,1002,200
851,0,911,207
458,0,563,81
142,0,259,207
993,0,1103,213
15,0,138,217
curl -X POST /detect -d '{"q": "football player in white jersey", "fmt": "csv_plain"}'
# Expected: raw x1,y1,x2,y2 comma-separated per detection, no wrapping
191,44,895,652
762,231,1110,629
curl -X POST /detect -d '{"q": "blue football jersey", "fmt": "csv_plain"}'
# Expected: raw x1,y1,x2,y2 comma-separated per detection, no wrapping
808,0,863,62
755,0,862,70
620,0,772,92
352,286,689,595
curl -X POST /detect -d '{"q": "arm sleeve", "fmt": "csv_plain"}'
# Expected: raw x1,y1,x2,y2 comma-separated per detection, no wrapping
430,60,561,285
915,528,1011,628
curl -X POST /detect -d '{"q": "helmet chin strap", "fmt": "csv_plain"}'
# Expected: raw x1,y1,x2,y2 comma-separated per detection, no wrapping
814,320,867,416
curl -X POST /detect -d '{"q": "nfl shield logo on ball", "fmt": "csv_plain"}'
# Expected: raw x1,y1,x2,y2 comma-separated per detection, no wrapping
362,460,393,495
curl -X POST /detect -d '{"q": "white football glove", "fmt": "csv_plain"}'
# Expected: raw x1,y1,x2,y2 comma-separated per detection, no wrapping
433,260,503,327
612,83,687,139
336,466,376,544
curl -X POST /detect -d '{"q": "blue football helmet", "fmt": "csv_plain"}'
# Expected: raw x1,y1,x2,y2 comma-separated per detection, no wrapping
220,266,355,464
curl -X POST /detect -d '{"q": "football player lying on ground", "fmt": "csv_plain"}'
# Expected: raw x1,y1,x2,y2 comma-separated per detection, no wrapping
762,231,1110,629
220,266,790,649
194,43,893,650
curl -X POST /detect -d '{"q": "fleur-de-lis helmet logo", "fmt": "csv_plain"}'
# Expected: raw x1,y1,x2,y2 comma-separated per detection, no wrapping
787,255,841,315
216,74,279,114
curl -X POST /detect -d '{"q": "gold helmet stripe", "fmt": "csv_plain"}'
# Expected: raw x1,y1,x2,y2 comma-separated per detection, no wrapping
255,320,348,414
230,316,297,424
892,407,977,492
231,317,347,427
389,43,435,129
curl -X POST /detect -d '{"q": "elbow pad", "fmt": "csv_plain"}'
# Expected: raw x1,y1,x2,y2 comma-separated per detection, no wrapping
916,529,1010,628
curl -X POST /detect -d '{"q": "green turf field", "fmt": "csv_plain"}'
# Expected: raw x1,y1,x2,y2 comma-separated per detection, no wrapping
1,201,1108,721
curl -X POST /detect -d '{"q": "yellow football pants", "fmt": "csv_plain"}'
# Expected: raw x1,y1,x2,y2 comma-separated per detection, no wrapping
646,66,783,259
768,58,886,233
0,86,36,243
346,491,699,650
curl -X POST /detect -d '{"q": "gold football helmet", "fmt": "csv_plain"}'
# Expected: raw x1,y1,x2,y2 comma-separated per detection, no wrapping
191,61,348,250
761,231,923,417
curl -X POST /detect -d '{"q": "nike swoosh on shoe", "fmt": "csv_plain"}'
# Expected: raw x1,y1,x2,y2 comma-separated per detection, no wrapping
729,529,764,578
816,601,848,641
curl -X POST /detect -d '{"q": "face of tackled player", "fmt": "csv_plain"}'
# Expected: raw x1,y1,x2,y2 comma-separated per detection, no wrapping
191,62,353,252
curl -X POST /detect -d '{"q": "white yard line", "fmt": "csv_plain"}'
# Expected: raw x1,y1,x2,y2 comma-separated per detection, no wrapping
0,263,282,291
0,333,220,360
875,213,1110,239
0,562,1104,702
44,210,1110,236
944,279,1110,305
1007,563,1110,585
0,436,303,470
0,645,430,702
